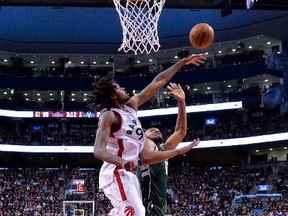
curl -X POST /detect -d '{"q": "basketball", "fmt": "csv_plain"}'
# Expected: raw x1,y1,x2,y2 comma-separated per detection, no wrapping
189,23,214,49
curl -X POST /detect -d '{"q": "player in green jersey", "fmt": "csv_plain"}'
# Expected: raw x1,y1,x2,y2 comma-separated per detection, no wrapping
138,82,200,215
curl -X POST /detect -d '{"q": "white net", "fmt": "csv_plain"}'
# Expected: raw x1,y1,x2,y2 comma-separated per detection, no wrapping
113,0,166,54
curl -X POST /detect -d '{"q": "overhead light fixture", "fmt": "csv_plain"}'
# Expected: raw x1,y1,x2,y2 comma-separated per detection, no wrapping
237,42,245,49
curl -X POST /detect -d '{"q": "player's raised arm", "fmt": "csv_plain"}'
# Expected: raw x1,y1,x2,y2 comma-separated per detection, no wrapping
162,83,187,151
127,54,206,110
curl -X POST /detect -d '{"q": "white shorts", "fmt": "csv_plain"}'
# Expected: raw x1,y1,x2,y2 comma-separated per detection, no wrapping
102,169,145,216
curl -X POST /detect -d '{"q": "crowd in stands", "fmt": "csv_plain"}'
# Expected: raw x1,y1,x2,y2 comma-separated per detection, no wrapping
184,112,288,141
0,110,288,146
0,163,287,215
168,166,273,215
0,168,113,215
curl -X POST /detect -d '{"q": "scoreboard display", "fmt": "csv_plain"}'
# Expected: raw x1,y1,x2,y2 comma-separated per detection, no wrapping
33,111,99,118
70,179,85,195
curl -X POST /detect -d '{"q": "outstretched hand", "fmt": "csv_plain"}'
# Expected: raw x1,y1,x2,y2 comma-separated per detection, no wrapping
184,54,207,66
167,83,185,102
177,139,200,155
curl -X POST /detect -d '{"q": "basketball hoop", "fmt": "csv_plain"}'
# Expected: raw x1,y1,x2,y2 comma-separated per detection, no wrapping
113,0,166,54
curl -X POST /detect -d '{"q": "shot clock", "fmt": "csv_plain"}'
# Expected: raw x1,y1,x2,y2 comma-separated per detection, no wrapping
70,179,85,195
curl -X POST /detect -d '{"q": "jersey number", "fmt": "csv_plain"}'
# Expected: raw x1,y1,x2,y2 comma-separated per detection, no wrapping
136,128,144,140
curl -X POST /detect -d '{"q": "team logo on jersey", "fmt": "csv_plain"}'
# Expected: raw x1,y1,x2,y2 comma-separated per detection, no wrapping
124,206,135,216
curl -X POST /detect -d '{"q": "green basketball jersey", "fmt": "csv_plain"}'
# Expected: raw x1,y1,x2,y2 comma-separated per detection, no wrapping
138,144,167,208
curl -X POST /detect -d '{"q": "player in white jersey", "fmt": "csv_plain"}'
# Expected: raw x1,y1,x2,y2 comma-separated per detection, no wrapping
87,54,206,216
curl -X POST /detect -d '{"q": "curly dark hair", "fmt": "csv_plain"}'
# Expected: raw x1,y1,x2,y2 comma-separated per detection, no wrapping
87,72,117,110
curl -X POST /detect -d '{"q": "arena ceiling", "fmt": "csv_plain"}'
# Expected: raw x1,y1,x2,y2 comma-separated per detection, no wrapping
0,0,286,102
0,0,287,57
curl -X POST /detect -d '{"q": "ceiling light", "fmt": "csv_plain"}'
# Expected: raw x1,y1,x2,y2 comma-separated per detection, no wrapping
92,62,96,64
3,59,8,62
84,93,87,96
3,92,7,95
24,93,28,96
30,61,34,64
68,61,72,64
232,49,236,52
193,88,197,91
149,59,153,62
105,61,109,64
256,150,259,152
248,46,253,49
218,50,222,54
228,85,232,87
284,147,287,150
38,98,41,101
136,60,140,64
71,98,75,101
81,61,84,64
25,98,29,101
205,52,209,55
51,61,55,64
37,93,40,96
207,87,211,90
237,42,244,48
267,41,271,45
264,79,269,82
269,148,273,151
50,93,53,96
174,56,178,59
71,93,75,96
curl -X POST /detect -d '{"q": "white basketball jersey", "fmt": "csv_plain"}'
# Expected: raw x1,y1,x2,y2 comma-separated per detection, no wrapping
99,105,145,189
